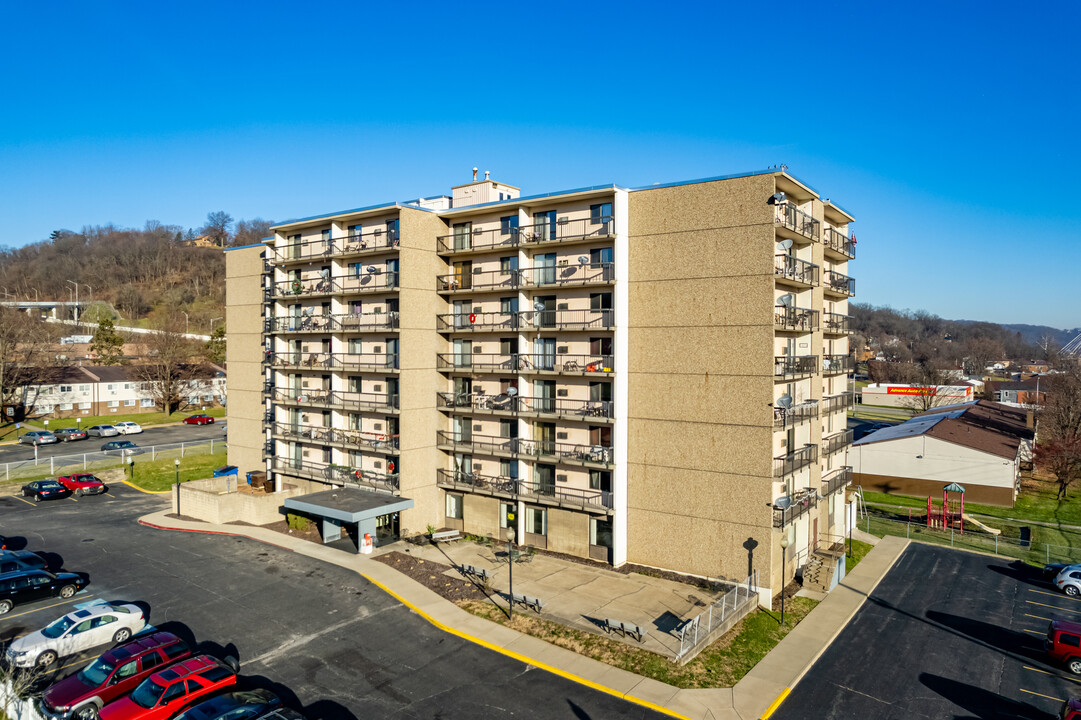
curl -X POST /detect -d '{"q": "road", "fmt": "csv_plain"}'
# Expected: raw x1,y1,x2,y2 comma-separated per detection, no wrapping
0,487,667,720
0,424,224,464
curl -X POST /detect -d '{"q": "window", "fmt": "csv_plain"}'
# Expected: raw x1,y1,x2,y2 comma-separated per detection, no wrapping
446,493,464,520
124,383,131,390
589,470,611,492
525,507,547,536
500,255,518,273
125,399,136,406
107,384,115,391
60,402,73,411
590,518,613,548
500,502,515,529
500,215,519,236
203,395,214,402
321,228,331,243
141,399,155,408
162,643,187,660
108,401,119,408
189,396,199,404
348,224,362,239
60,385,72,393
116,660,139,679
79,385,90,392
78,402,91,410
590,203,612,225
1063,634,1081,648
590,292,613,310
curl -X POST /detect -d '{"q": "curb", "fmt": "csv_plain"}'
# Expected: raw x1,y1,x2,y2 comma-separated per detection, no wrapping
136,519,297,554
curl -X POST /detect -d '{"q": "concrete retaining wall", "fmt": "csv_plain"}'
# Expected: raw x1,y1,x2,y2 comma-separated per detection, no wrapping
173,478,310,525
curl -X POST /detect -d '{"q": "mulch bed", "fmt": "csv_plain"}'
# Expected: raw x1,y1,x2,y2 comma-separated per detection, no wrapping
373,551,487,603
230,518,324,544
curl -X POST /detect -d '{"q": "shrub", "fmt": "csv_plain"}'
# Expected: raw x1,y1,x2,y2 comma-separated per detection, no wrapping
286,513,312,532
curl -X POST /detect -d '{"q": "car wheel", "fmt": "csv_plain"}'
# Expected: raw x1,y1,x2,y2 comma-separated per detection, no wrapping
36,650,58,667
1066,585,1080,597
222,655,240,673
0,599,12,615
113,628,132,643
34,494,41,503
74,704,100,720
59,584,76,599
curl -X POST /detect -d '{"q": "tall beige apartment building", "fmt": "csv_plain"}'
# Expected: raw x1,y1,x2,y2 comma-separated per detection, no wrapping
225,168,857,597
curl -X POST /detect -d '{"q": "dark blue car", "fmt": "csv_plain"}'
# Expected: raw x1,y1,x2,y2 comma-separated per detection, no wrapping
21,480,72,502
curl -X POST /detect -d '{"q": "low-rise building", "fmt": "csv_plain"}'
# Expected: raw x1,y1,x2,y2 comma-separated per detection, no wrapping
28,365,226,417
860,383,974,408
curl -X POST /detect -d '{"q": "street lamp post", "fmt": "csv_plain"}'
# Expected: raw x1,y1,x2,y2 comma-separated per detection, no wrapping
506,526,516,619
174,458,181,516
65,280,79,325
779,535,790,626
128,457,134,482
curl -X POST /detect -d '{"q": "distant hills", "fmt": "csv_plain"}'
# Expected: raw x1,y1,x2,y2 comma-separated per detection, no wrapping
958,322,1080,347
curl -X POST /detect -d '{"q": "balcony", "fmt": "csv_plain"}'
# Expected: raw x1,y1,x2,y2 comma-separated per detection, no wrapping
823,313,853,335
437,469,613,513
773,488,819,528
273,389,399,413
774,444,818,478
437,263,614,294
272,277,339,299
273,423,399,453
823,354,854,376
437,312,519,333
775,355,817,380
437,353,614,376
270,239,335,265
267,312,400,335
823,228,855,259
270,456,400,495
436,431,614,467
330,229,400,260
519,308,615,332
774,255,819,288
822,429,854,457
822,466,853,497
334,272,398,295
774,306,818,333
822,392,854,415
437,216,614,255
437,391,613,420
824,271,856,297
268,352,399,372
774,203,820,241
774,400,819,428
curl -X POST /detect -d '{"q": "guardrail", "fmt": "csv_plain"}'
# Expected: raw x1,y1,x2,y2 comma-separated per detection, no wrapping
0,440,224,483
674,572,758,664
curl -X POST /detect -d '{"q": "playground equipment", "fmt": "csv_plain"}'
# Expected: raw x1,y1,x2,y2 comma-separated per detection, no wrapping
925,482,966,533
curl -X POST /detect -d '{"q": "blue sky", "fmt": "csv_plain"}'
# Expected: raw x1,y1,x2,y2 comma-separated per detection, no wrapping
1,1,1078,327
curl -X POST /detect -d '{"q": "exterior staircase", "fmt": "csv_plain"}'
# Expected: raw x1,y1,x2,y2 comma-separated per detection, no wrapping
803,541,846,593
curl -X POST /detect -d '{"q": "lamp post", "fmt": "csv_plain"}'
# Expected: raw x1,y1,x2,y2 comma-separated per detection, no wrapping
65,280,79,325
181,311,189,336
779,535,790,626
128,457,134,482
506,526,516,620
174,458,181,516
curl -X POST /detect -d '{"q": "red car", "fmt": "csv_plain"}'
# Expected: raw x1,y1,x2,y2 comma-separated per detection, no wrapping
183,415,215,426
1061,699,1081,720
1047,619,1081,674
98,655,237,720
40,632,192,720
58,473,107,496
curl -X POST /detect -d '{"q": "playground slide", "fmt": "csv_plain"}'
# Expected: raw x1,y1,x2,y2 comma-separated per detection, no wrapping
962,513,1001,536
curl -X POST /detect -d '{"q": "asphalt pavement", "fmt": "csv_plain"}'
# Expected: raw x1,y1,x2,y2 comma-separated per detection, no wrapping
0,424,223,463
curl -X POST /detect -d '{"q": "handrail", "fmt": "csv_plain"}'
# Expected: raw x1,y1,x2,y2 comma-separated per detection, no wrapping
518,308,615,331
436,469,613,510
436,430,614,465
774,399,819,427
268,352,399,371
823,313,853,334
774,255,819,286
773,444,818,477
437,391,613,419
775,355,817,378
436,353,614,374
822,466,853,496
273,389,399,411
436,262,614,292
273,423,400,451
774,306,819,332
823,227,855,258
824,270,856,296
270,456,400,492
774,203,820,240
822,393,854,414
822,429,854,456
823,354,854,375
437,215,614,254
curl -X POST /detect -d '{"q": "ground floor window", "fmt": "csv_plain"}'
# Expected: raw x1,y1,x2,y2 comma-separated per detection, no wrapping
60,403,73,411
525,506,546,536
590,518,613,548
500,502,515,529
108,400,119,408
446,493,464,520
124,399,136,406
141,398,154,407
78,402,91,410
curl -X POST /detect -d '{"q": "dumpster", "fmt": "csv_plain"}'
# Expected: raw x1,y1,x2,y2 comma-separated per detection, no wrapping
248,471,267,490
213,465,239,478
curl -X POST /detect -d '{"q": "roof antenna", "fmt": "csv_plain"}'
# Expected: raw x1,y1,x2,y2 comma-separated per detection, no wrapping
485,170,490,180
472,167,478,181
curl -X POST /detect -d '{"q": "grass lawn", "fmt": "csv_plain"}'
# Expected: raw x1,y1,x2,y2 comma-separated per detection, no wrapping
844,539,874,575
0,408,225,443
459,596,818,689
0,449,228,493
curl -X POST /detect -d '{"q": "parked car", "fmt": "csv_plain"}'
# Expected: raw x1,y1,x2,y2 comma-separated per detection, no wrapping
114,422,143,435
172,689,282,720
183,415,215,426
6,602,146,668
0,569,89,615
1047,619,1081,674
20,430,59,445
59,473,107,496
1055,566,1081,596
98,655,238,720
40,632,193,720
1059,698,1081,720
54,428,89,442
22,480,73,502
87,425,120,438
101,440,143,457
1045,562,1081,580
0,550,49,575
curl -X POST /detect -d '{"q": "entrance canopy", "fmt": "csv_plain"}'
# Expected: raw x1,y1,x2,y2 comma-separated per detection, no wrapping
284,487,413,523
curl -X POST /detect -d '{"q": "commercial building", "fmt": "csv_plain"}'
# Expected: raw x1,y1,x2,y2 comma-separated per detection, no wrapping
225,168,857,596
860,383,974,409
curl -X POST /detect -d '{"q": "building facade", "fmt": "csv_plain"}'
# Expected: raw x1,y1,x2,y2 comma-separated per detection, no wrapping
225,168,857,596
28,365,226,417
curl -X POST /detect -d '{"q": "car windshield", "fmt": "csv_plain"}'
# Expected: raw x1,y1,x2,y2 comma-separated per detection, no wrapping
130,679,166,709
42,615,77,638
79,656,115,686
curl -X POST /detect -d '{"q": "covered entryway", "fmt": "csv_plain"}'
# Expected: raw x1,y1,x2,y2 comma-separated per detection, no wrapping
283,487,414,553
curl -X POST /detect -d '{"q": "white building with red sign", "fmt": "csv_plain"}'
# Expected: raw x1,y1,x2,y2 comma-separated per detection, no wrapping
860,383,974,409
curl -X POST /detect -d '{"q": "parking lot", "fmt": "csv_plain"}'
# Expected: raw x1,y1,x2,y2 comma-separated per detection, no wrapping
773,542,1079,720
0,484,667,720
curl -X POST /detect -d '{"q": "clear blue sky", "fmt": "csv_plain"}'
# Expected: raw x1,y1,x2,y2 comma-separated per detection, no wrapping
1,1,1077,327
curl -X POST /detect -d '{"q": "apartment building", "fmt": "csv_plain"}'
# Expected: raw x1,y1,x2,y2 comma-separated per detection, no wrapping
29,365,226,417
225,168,857,596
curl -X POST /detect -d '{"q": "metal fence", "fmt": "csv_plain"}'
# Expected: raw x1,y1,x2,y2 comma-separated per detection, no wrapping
0,440,224,483
674,573,759,663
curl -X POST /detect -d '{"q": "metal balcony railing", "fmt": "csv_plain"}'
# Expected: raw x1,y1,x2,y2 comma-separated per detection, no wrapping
519,308,615,331
436,469,614,511
773,488,819,528
437,312,519,332
436,353,614,374
273,389,399,412
436,262,615,292
331,229,400,258
268,352,399,371
273,277,340,298
271,240,335,264
773,444,818,477
273,423,400,452
823,228,855,258
774,306,818,332
775,355,817,379
270,456,400,494
822,467,853,497
774,203,820,240
437,216,614,254
774,255,819,286
774,400,819,428
823,313,853,335
823,354,854,376
437,391,613,419
334,273,399,294
822,393,855,415
269,313,400,333
436,431,614,466
824,271,856,296
822,429,854,457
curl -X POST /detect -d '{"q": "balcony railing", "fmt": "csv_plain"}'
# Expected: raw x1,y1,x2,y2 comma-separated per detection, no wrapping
270,456,400,494
823,313,853,335
437,312,519,332
822,467,853,497
437,391,614,420
272,389,399,412
775,355,817,379
774,400,819,428
823,228,855,258
436,263,614,293
436,431,614,466
268,352,399,371
822,393,854,415
331,229,400,258
519,308,615,332
822,429,854,457
273,423,400,452
824,271,856,297
437,216,614,254
436,469,613,511
774,444,818,477
436,353,614,375
823,354,854,376
774,255,819,286
268,314,400,334
335,273,399,294
273,277,340,298
773,488,819,528
775,203,820,241
774,306,818,332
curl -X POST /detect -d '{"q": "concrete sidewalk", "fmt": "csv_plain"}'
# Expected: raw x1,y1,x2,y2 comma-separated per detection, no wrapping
138,510,909,720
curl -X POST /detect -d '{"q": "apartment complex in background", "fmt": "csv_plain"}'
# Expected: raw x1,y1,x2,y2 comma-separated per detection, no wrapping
225,168,857,597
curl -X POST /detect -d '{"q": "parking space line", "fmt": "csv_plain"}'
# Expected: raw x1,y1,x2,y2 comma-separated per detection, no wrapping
13,496,35,506
1027,600,1081,616
1030,588,1080,601
1024,665,1055,677
1025,613,1053,622
3,595,95,620
1022,628,1046,635
1023,665,1081,685
1020,688,1064,702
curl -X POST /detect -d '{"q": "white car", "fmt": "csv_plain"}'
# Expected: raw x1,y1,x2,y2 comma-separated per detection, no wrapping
5,602,146,668
1056,565,1081,596
113,422,143,435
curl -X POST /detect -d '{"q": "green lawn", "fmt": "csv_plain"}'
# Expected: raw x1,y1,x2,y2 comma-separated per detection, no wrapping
0,448,228,492
861,480,1081,528
0,408,225,443
844,539,874,575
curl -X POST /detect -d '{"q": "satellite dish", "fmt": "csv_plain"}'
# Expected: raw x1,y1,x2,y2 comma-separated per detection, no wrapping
776,239,793,252
778,294,793,307
533,301,545,312
777,394,793,409
506,386,518,397
769,192,786,205
774,496,792,510
366,266,378,274
577,256,589,265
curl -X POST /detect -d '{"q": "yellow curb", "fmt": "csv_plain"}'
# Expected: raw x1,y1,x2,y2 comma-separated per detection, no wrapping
359,572,694,720
120,480,170,495
758,687,790,719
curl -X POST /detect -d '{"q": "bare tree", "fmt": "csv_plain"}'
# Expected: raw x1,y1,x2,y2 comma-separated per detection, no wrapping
0,308,66,418
962,336,1005,376
898,363,956,414
1034,369,1081,499
1038,333,1062,368
232,218,273,247
203,211,234,248
132,315,200,414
